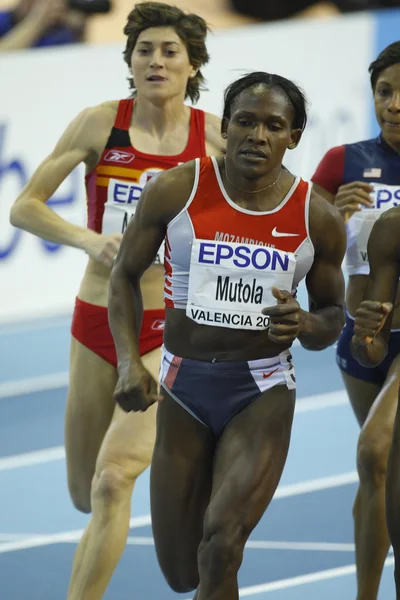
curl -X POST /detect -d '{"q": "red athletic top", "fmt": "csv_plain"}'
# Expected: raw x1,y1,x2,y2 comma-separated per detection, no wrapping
312,146,345,194
164,157,315,312
85,98,207,234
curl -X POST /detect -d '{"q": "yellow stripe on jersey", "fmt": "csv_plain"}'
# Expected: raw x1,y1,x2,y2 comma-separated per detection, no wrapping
96,177,110,187
96,176,140,186
97,166,142,179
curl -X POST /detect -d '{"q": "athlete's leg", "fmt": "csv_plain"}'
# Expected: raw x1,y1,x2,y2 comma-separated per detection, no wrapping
195,384,295,600
343,368,398,600
150,385,295,599
65,337,117,513
384,356,400,599
67,347,160,600
150,391,215,593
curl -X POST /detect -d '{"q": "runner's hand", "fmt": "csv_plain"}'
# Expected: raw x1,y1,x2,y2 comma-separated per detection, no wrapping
353,300,393,344
262,287,303,345
333,181,374,223
114,361,163,413
82,231,123,268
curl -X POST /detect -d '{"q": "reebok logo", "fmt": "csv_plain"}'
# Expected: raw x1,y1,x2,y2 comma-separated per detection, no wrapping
151,319,165,331
104,150,135,163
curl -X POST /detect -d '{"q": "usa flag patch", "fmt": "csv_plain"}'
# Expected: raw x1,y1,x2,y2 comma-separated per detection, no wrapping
363,168,382,178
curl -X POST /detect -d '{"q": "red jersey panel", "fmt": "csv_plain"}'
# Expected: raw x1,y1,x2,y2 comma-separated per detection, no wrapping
164,157,315,315
85,98,207,235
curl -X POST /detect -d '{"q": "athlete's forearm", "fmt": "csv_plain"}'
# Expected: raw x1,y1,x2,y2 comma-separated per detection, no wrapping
10,197,93,250
351,334,388,368
108,265,143,368
0,15,47,52
298,305,345,351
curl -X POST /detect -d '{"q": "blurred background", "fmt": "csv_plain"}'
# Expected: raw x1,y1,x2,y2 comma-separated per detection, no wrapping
1,1,400,599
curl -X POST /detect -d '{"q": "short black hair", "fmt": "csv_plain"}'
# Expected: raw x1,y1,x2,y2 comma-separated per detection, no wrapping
222,71,308,133
369,41,400,90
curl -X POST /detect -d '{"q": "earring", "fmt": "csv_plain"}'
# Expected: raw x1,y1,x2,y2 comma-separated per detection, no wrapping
288,143,296,149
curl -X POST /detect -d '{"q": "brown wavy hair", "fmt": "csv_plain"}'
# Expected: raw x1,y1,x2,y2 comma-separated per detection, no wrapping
123,2,210,104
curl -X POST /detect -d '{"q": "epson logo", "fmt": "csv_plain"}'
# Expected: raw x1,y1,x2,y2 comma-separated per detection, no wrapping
109,181,142,204
370,186,400,209
198,242,289,271
104,150,135,163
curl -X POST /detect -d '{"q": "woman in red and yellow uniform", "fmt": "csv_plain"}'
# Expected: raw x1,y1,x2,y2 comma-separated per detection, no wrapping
10,3,223,599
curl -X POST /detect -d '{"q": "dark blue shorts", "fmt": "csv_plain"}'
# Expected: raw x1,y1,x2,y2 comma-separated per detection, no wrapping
336,313,400,385
159,346,296,437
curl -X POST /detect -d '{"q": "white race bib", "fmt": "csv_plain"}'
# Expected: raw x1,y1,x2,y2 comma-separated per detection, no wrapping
102,178,139,235
102,176,164,264
186,239,296,331
348,183,400,269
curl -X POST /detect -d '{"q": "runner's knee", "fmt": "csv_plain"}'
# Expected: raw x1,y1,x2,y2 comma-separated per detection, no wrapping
91,451,151,508
198,513,245,580
357,427,391,486
91,463,134,509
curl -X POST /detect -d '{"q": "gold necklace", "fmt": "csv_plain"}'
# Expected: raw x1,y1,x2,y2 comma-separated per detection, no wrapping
224,157,282,194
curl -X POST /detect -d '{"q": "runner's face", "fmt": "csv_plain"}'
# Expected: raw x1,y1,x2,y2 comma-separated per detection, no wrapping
374,64,400,152
131,27,196,102
223,86,301,180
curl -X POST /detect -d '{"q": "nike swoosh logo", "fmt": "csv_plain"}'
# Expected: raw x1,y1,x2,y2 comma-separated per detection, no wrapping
272,227,300,237
263,367,279,379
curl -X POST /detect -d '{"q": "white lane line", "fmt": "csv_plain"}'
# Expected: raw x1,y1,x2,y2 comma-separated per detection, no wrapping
245,540,355,552
0,533,33,542
0,515,152,554
0,441,358,498
296,390,348,414
238,557,395,597
275,471,358,499
0,379,347,411
0,387,350,473
0,535,364,554
0,470,358,554
0,358,348,413
126,536,156,546
182,556,394,599
0,372,68,400
124,537,356,552
0,447,66,472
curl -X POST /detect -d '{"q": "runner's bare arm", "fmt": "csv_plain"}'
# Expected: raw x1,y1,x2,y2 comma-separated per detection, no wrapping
205,112,226,155
9,104,114,250
351,210,400,367
298,194,346,350
312,183,334,204
109,163,195,367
